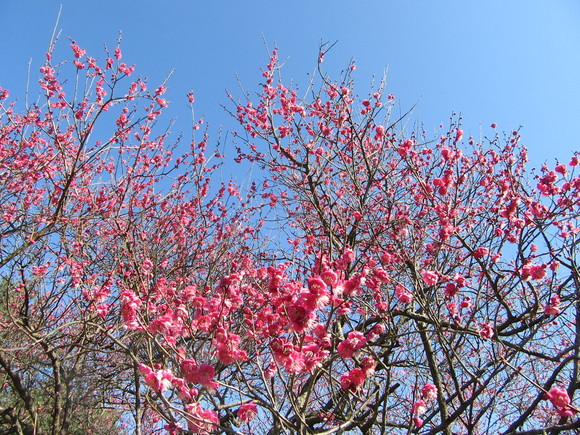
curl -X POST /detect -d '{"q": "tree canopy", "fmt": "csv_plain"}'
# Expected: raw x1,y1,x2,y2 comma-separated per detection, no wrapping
0,39,579,434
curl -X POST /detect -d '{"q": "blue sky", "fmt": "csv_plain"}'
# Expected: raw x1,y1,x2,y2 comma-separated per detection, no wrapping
1,1,579,171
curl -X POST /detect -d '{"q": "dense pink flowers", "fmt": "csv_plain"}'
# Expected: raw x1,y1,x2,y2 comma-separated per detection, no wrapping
70,43,86,58
3,38,580,434
521,263,547,281
398,139,414,157
214,329,248,364
545,387,577,417
472,246,489,259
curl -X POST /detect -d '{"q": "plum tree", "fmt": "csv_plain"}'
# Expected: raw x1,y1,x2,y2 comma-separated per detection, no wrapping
0,39,579,434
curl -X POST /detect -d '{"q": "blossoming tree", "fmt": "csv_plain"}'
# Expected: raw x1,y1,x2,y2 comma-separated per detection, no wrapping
1,39,579,434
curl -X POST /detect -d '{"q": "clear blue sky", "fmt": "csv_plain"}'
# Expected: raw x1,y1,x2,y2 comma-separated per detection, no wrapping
1,1,579,170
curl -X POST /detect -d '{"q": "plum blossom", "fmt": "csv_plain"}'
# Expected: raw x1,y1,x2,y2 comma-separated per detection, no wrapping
545,387,577,417
472,246,489,259
237,402,258,422
422,383,438,401
546,387,571,408
413,417,424,428
337,331,367,358
361,356,376,375
412,400,426,416
214,329,248,364
288,299,317,331
422,270,439,286
139,364,173,393
185,402,219,434
320,269,338,286
340,367,366,391
181,359,218,389
395,284,413,304
479,322,494,339
460,297,472,310
521,263,547,281
544,294,561,316
444,282,458,298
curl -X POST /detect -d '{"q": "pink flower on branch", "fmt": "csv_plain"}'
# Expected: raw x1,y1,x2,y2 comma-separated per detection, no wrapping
237,402,258,423
138,364,173,393
479,322,494,339
181,359,218,390
185,403,219,434
422,270,439,287
337,331,367,358
340,367,366,392
422,383,438,401
545,387,577,417
544,294,561,316
546,387,571,408
395,284,413,304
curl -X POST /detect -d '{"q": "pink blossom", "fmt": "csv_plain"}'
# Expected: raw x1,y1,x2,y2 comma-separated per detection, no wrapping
185,402,219,434
361,356,376,375
546,387,571,408
395,284,413,304
287,302,317,332
422,383,438,401
557,406,577,417
422,270,439,286
308,277,327,294
473,247,489,259
237,402,258,422
555,163,568,176
521,263,547,281
70,43,86,58
139,364,173,392
142,258,154,273
320,269,338,286
454,274,467,287
214,329,248,364
479,322,494,339
340,367,366,391
460,297,472,310
337,331,367,358
444,282,458,298
412,400,426,416
96,304,110,319
398,139,414,157
181,359,218,389
544,294,561,316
